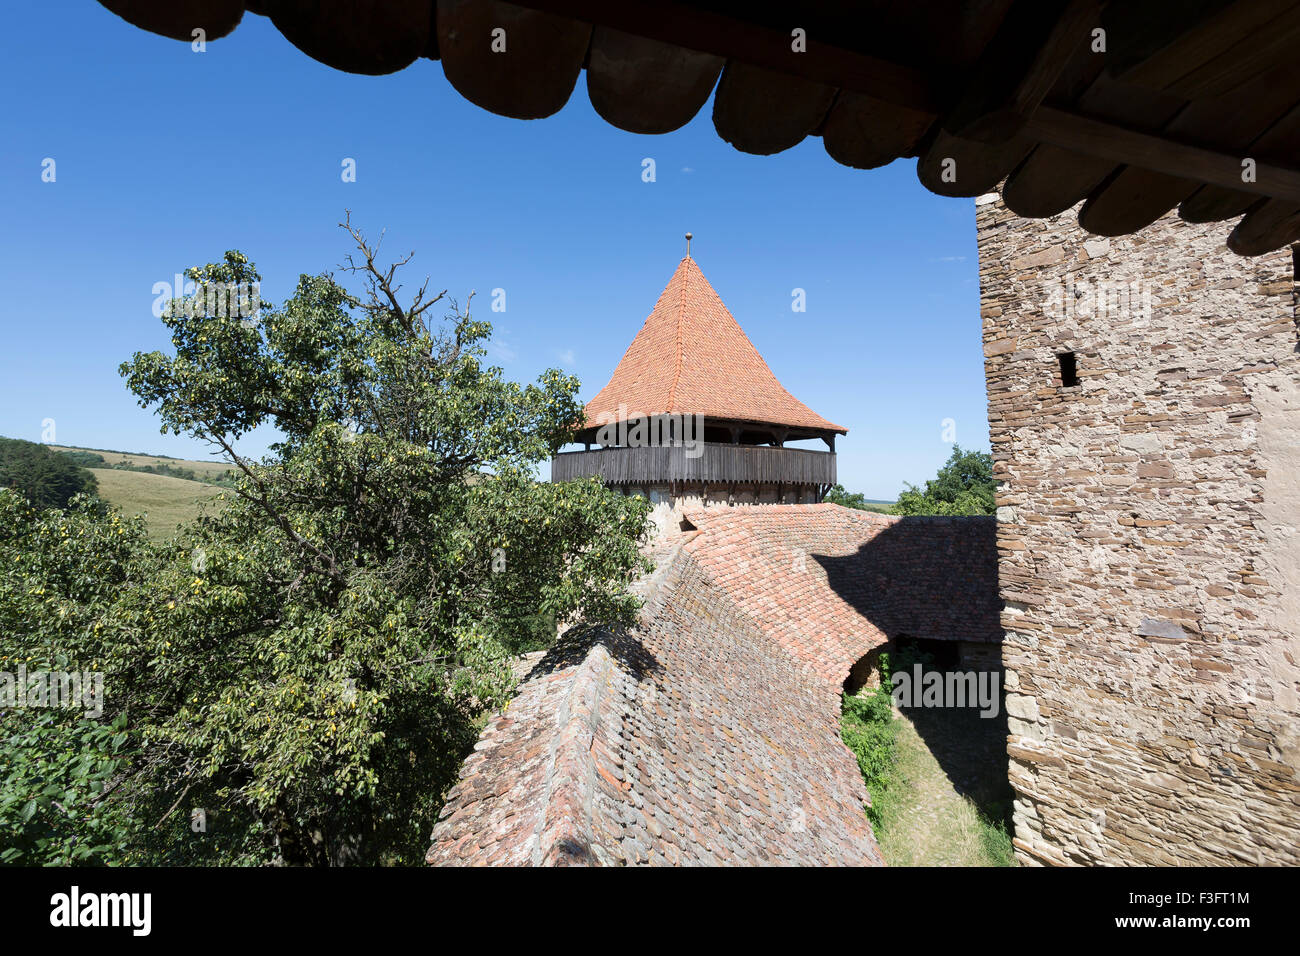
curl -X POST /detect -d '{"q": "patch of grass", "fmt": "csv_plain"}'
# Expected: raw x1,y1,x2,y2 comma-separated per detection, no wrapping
978,814,1016,867
841,673,1017,866
867,712,1017,867
87,468,225,540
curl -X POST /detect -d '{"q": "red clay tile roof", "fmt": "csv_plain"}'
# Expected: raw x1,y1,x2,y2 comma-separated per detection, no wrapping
426,505,999,866
427,538,882,866
682,505,1001,686
584,257,847,434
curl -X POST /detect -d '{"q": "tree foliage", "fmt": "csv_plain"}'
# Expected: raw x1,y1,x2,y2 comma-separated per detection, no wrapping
0,437,98,510
841,689,899,830
890,445,996,516
0,493,143,864
1,222,650,865
823,484,871,510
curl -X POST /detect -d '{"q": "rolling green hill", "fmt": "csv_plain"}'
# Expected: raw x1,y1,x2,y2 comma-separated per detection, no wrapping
87,467,225,540
50,444,236,482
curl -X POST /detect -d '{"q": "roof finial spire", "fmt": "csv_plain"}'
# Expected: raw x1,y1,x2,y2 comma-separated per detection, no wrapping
685,232,693,258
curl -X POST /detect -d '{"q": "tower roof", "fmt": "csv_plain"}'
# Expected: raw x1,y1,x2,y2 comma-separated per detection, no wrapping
584,256,847,435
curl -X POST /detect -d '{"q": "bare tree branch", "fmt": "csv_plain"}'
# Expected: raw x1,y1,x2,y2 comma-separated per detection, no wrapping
339,211,445,335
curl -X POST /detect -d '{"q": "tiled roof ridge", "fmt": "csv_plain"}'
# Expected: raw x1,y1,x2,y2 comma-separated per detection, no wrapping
626,544,883,864
527,639,613,865
684,503,1001,528
658,531,843,694
681,502,895,532
635,539,862,753
528,544,767,866
499,542,786,866
425,626,635,866
666,256,688,411
631,529,700,604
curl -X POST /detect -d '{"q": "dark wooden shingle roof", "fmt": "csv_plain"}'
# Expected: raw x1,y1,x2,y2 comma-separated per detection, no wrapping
97,1,1300,256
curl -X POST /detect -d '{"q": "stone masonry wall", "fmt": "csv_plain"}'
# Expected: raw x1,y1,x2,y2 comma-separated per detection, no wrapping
630,482,821,540
977,191,1300,865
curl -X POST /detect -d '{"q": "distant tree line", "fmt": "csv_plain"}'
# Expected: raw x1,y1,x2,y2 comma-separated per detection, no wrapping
822,485,893,513
828,445,996,517
55,449,237,487
54,450,110,468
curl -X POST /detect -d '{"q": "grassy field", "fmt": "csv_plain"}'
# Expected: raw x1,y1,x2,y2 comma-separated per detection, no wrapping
88,467,225,540
51,445,236,481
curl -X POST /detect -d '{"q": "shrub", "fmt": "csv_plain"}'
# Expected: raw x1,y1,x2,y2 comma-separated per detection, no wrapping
0,490,149,864
841,688,899,829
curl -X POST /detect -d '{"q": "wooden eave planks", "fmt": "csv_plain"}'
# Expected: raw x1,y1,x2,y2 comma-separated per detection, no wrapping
92,0,1300,253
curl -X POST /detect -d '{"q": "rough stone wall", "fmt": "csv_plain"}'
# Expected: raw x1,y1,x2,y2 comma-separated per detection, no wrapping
629,482,821,539
977,190,1300,865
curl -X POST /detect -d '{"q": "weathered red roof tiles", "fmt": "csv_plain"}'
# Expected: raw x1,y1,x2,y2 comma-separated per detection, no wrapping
584,256,846,433
682,505,1001,687
427,505,999,866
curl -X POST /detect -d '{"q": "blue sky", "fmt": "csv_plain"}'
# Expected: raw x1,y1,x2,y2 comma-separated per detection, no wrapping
0,3,987,500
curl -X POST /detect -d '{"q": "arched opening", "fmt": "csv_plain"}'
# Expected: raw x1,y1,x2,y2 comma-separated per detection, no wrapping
843,642,890,697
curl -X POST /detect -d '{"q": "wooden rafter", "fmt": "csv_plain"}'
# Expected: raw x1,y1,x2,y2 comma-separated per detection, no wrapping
509,0,1300,207
942,0,1103,144
1028,106,1300,203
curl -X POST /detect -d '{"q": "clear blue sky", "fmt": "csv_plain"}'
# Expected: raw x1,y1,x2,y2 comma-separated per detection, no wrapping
0,2,988,500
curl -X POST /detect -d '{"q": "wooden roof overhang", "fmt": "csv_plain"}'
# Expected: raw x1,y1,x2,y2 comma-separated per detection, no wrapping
98,1,1300,255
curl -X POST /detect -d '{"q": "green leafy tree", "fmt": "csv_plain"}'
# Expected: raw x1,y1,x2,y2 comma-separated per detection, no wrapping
890,445,996,516
841,689,898,830
0,492,146,864
823,484,870,510
0,437,98,510
2,221,651,865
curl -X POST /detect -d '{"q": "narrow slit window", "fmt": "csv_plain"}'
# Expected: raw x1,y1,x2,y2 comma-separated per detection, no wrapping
1058,351,1079,388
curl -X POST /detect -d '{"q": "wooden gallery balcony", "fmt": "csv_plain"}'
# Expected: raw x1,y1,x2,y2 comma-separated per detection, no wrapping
550,442,836,488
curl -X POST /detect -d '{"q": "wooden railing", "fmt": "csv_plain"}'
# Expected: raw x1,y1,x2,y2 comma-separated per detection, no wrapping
550,442,836,486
